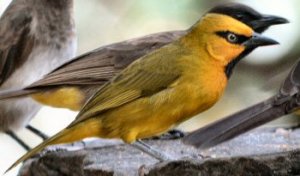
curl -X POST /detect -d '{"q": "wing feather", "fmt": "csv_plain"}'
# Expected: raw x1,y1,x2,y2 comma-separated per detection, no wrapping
27,31,185,88
69,43,185,127
0,2,33,84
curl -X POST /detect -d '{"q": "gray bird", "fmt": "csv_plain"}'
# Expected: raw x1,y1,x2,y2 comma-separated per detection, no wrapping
0,0,76,150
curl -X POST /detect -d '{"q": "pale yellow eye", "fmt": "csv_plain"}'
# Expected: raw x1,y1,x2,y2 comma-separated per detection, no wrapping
227,33,238,43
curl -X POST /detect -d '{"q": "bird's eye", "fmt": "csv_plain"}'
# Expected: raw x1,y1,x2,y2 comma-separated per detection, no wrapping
216,31,248,44
227,33,238,43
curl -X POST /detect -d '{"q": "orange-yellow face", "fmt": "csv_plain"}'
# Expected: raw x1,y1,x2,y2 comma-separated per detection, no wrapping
189,13,253,65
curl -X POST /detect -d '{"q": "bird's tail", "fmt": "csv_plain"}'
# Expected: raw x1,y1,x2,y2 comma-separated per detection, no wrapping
5,119,102,173
0,88,37,100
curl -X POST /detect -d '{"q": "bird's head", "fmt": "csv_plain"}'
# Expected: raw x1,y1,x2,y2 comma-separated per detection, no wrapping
184,3,283,76
208,2,289,77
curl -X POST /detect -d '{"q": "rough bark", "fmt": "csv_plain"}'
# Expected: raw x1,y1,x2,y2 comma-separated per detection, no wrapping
18,128,300,176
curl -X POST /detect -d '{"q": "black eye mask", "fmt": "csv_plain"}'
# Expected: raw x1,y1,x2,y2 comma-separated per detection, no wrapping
216,31,250,45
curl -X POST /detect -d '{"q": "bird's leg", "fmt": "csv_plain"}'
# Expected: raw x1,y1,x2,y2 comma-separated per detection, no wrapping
5,131,30,151
26,125,48,140
131,140,173,161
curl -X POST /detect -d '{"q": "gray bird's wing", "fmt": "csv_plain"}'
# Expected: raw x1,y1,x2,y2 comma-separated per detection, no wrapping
0,1,34,85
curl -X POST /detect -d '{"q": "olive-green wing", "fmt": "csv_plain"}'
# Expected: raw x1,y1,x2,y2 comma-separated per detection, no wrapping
68,44,185,127
28,31,185,88
0,2,34,85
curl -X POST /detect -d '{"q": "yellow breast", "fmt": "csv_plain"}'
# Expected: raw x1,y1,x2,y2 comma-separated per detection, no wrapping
97,56,227,143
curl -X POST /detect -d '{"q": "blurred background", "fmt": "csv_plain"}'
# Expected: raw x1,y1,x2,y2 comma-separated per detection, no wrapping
1,0,300,175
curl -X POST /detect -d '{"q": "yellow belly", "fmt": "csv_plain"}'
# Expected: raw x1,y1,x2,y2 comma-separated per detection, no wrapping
31,87,85,111
97,82,225,143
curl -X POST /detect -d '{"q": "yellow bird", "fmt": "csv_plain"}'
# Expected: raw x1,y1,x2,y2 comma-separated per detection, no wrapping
6,5,279,172
0,3,288,112
0,3,288,142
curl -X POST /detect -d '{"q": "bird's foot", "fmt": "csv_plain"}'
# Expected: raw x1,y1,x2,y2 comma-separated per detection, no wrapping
150,129,186,140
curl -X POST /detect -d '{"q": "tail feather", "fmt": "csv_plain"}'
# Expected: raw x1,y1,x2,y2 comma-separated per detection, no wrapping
5,119,102,173
0,88,37,100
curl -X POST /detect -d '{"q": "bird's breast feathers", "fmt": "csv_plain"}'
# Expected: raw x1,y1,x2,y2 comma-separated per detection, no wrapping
171,66,227,120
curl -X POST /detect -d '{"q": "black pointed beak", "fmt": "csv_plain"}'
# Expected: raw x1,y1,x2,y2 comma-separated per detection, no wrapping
262,14,289,25
243,32,279,48
250,15,289,33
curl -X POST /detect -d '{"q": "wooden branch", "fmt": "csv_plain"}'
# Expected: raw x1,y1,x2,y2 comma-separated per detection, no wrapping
18,128,300,176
